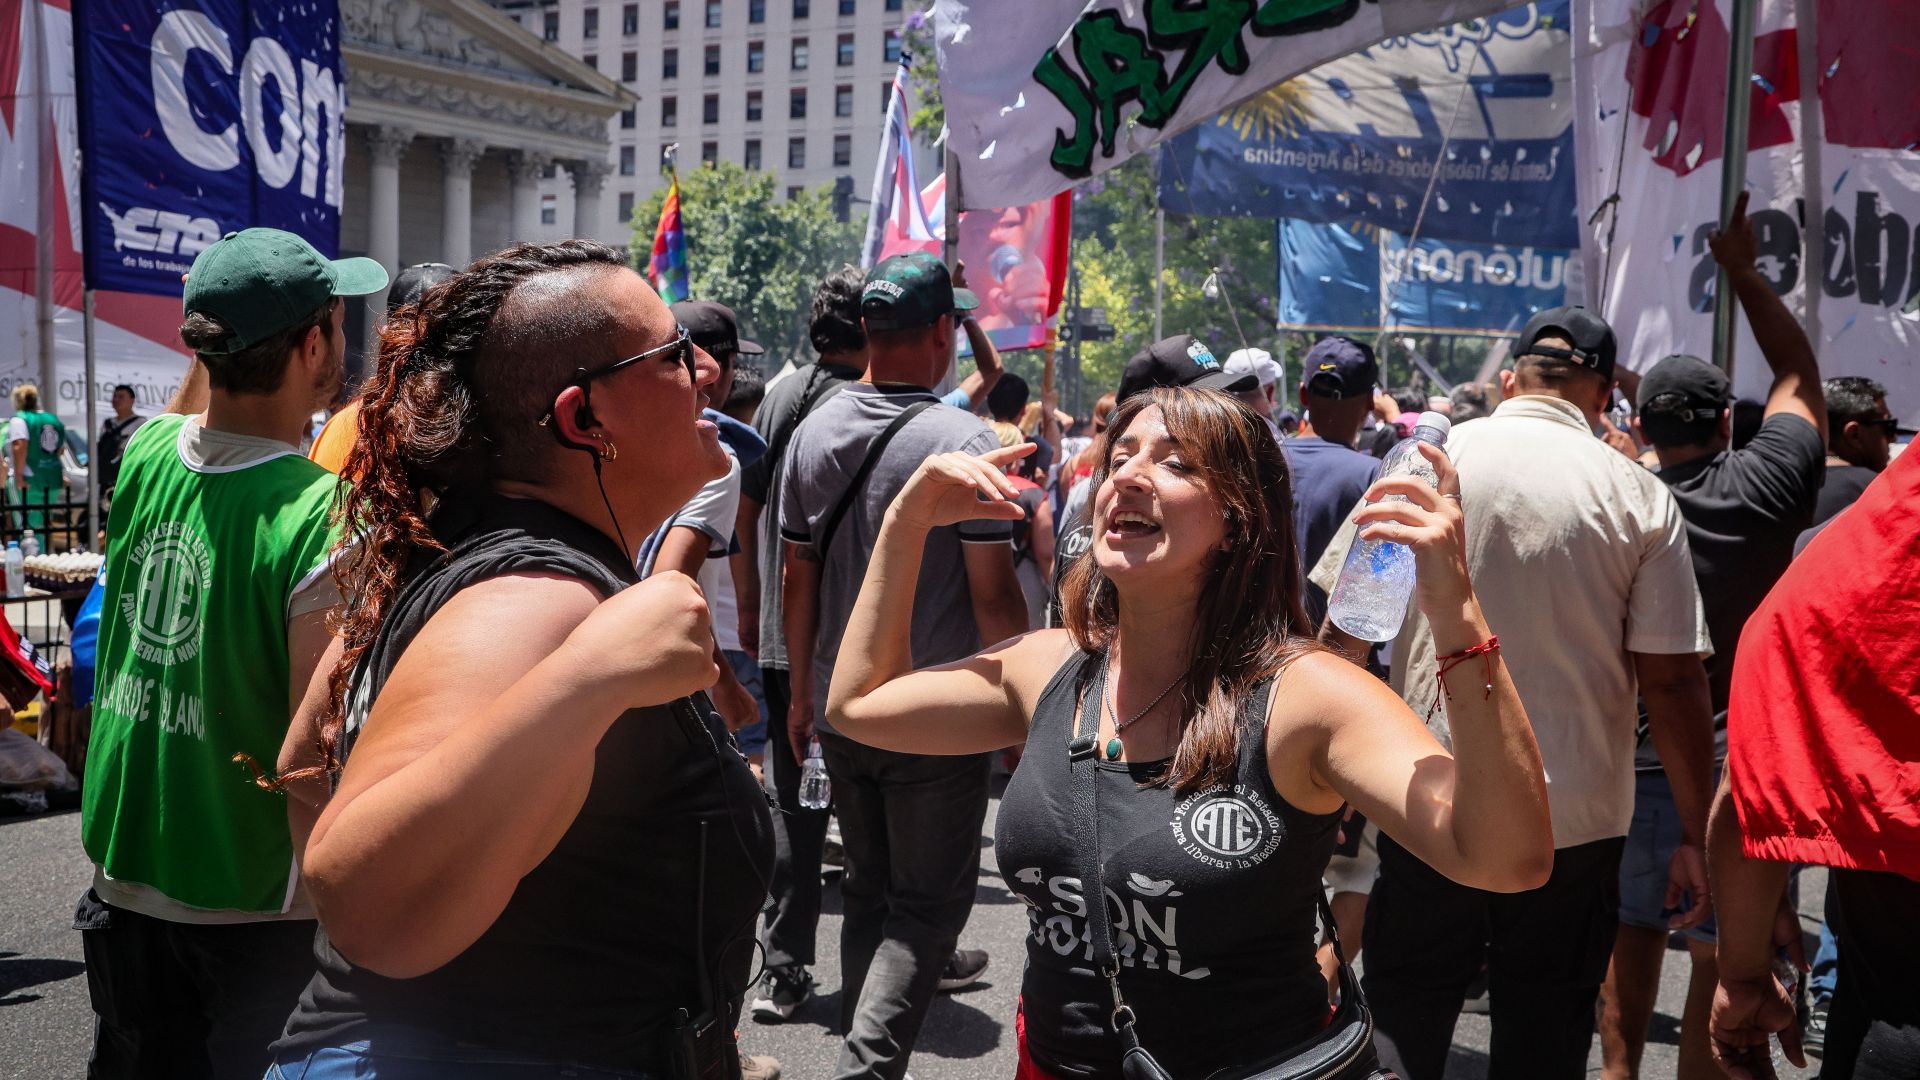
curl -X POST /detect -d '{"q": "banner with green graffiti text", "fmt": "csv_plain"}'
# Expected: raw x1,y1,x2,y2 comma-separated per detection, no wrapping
933,0,1521,210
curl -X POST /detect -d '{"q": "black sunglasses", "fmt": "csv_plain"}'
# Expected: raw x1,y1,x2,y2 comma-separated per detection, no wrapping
1861,417,1902,435
539,325,694,429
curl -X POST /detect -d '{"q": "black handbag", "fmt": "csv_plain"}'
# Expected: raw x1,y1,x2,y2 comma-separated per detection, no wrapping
1064,661,1396,1080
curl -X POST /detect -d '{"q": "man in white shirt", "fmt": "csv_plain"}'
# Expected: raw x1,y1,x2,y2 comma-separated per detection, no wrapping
1314,307,1716,1080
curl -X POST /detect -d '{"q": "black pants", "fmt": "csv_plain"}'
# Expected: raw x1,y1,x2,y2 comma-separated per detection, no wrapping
74,889,318,1080
1362,834,1626,1080
761,666,832,973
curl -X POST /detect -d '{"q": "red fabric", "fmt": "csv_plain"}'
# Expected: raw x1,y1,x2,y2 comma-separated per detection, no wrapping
1727,448,1920,877
1014,1004,1066,1080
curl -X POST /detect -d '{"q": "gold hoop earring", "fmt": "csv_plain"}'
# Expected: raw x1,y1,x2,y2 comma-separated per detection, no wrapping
597,438,619,463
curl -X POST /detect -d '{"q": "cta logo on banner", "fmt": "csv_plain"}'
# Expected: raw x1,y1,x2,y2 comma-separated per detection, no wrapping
1164,1,1578,249
76,0,348,297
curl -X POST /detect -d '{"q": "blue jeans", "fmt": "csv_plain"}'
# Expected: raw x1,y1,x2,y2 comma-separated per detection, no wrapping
1618,769,1718,944
724,648,769,759
267,1033,666,1079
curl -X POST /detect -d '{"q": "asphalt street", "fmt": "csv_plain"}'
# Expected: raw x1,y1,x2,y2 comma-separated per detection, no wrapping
1,793,1822,1080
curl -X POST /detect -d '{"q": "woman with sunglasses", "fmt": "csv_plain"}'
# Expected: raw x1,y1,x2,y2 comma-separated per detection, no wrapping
825,387,1553,1079
268,242,775,1079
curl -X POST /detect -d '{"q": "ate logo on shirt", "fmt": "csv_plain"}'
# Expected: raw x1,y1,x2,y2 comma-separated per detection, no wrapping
120,522,214,666
1171,785,1282,870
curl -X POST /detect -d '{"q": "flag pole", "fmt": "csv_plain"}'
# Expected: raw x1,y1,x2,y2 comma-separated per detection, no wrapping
83,291,98,547
1710,0,1757,379
943,145,961,390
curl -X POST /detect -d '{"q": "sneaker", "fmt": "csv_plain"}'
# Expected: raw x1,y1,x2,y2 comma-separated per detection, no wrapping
749,966,815,1023
1804,998,1829,1060
937,949,990,992
740,1053,783,1080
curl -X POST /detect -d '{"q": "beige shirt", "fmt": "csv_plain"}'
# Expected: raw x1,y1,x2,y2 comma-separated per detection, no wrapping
1311,395,1710,849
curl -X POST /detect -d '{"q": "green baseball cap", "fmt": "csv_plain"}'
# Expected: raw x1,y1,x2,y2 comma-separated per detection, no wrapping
182,228,389,354
861,252,979,331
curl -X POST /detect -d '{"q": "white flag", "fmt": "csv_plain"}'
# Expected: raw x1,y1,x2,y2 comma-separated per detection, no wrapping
861,55,939,268
933,0,1520,210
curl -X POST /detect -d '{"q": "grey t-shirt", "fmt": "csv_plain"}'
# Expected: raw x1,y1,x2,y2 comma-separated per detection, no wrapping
778,383,1011,728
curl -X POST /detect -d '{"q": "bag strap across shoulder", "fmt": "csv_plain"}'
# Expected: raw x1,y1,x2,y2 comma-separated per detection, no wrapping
814,399,935,558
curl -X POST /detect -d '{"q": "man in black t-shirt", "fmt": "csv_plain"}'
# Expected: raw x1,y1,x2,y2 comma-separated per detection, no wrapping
1812,376,1897,526
1597,194,1827,1080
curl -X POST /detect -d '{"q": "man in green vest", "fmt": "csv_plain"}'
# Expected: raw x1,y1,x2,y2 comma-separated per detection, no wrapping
9,382,67,531
77,228,386,1078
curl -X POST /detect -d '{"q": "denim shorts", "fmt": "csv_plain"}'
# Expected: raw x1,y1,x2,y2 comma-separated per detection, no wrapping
724,648,769,759
1619,769,1719,944
267,1036,666,1079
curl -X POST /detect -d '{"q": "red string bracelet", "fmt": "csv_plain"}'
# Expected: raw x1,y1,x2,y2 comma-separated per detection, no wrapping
1427,636,1501,723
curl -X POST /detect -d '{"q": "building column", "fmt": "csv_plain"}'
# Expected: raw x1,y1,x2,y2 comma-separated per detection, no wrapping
571,159,613,241
366,125,414,341
508,150,550,242
440,138,486,268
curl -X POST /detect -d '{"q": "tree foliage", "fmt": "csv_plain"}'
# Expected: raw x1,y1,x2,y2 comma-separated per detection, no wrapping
632,162,862,363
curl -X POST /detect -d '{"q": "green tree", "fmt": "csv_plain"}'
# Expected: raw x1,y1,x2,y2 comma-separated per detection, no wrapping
632,161,862,362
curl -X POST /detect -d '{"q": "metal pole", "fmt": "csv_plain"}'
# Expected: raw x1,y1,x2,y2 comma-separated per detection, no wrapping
1154,206,1166,341
83,290,98,550
1793,0,1824,355
943,146,961,389
1710,0,1758,378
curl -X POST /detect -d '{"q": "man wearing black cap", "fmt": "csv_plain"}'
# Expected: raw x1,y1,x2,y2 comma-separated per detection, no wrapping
1283,335,1385,625
78,228,387,1076
1597,197,1826,1080
779,252,1030,1080
1312,304,1715,1080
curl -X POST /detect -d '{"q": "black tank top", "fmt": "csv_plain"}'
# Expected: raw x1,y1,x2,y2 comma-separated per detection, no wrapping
275,495,775,1071
996,651,1340,1079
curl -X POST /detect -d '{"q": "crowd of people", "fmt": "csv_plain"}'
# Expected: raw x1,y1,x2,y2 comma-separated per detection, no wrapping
63,194,1916,1080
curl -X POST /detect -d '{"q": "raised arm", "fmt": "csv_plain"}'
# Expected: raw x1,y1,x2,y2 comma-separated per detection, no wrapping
1293,445,1553,894
1711,192,1825,441
828,444,1056,755
302,571,717,978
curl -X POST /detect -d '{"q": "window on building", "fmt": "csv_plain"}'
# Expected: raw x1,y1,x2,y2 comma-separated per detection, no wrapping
583,53,598,70
788,137,806,169
787,185,802,199
703,94,719,124
834,84,853,118
885,0,902,10
705,45,720,75
833,134,851,167
746,90,763,121
623,3,639,34
793,0,810,18
618,191,636,222
584,7,600,38
661,96,677,125
883,29,901,62
661,48,677,78
747,40,764,72
839,0,856,13
664,1,680,28
622,51,639,80
702,141,719,165
749,0,766,23
744,138,762,169
706,0,723,28
541,193,558,225
620,105,636,129
791,38,809,70
789,87,807,119
880,81,891,111
836,33,853,66
543,11,559,41
619,145,637,175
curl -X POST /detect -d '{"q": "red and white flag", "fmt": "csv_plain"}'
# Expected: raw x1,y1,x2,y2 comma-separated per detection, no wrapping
861,54,937,268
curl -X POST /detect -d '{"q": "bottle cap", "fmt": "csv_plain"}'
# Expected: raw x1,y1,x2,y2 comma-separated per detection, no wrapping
1414,411,1452,439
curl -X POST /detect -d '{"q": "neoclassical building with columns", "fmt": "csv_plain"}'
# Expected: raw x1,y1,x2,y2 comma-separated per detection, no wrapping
336,0,634,353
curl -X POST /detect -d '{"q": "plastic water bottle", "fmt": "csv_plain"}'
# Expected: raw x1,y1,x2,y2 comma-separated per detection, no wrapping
20,529,38,558
4,542,24,598
1328,412,1453,642
798,736,831,810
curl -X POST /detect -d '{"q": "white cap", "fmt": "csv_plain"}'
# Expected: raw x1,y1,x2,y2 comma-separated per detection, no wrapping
1414,411,1453,439
1224,347,1284,389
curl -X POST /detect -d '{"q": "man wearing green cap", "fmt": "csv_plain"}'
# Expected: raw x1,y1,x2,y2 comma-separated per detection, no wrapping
76,227,387,1078
780,252,1030,1080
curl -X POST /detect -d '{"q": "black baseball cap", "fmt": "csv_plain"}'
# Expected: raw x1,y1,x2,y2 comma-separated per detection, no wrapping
1117,334,1250,403
1637,354,1732,421
183,228,388,354
1515,305,1618,381
861,252,979,331
1302,335,1379,400
387,262,458,315
671,299,764,357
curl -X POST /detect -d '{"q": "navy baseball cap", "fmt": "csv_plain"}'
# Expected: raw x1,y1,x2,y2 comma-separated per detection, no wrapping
1302,336,1379,400
1117,334,1249,403
1515,306,1617,381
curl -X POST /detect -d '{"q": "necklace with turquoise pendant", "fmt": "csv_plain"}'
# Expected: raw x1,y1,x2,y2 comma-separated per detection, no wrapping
1101,654,1187,761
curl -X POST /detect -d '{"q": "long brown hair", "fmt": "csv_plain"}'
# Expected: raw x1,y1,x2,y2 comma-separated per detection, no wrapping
1058,387,1323,795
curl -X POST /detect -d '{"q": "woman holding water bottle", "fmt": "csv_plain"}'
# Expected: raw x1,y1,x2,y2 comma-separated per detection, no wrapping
824,386,1552,1080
